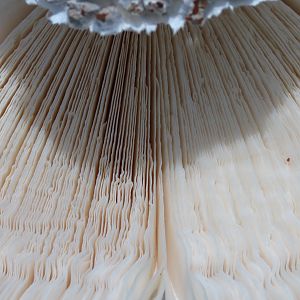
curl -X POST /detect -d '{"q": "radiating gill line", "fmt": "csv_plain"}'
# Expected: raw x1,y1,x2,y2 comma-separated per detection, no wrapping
78,33,125,251
0,28,75,193
0,9,46,66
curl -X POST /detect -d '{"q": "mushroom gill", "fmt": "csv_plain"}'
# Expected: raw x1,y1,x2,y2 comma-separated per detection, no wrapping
0,1,300,299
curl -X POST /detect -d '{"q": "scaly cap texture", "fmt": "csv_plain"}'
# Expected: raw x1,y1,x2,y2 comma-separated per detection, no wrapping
25,0,269,34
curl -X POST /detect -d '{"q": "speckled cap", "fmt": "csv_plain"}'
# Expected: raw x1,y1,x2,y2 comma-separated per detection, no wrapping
25,0,268,34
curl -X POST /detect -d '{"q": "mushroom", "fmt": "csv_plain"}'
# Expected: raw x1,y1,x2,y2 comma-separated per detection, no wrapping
0,0,300,299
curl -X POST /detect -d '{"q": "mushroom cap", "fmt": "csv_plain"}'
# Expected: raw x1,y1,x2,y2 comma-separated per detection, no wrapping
25,0,268,34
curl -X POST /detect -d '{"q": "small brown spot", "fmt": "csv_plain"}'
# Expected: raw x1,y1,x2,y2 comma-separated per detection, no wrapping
156,2,164,8
128,3,143,14
286,157,291,163
96,12,108,22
